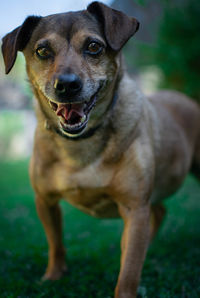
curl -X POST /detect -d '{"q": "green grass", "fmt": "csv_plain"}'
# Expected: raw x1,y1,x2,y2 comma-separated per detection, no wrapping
0,160,200,297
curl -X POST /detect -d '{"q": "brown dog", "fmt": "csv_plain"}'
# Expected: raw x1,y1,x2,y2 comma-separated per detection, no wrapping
2,1,200,297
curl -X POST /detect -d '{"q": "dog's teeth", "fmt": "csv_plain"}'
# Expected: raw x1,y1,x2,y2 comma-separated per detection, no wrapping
60,114,87,131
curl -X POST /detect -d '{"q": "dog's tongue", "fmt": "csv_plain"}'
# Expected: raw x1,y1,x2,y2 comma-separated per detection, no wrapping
56,103,85,122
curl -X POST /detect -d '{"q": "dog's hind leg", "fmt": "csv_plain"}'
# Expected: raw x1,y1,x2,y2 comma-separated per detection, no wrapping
36,196,67,280
150,203,166,241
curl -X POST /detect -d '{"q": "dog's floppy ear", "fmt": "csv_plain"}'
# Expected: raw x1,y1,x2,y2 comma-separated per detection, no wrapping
1,16,41,74
87,1,139,51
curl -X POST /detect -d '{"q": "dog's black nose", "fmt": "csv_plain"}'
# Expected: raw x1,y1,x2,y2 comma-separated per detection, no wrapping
54,74,82,98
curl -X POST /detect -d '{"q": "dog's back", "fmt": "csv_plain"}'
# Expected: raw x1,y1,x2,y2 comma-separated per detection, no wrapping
148,90,200,202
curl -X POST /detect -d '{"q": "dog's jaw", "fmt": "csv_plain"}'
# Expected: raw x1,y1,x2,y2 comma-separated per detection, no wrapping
47,90,99,138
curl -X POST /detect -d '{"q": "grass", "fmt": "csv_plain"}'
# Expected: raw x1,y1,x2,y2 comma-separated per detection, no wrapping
0,160,200,297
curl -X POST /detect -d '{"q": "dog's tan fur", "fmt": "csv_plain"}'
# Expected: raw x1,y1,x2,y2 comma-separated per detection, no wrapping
2,2,200,297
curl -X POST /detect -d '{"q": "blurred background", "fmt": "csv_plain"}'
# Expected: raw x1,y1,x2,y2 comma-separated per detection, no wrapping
0,1,200,297
0,0,200,160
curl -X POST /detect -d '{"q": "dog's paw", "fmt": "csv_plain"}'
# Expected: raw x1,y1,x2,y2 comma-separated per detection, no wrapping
42,263,68,281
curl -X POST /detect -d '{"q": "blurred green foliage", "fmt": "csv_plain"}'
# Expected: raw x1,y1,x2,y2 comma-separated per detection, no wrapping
131,0,200,102
0,112,23,139
154,0,200,101
128,0,200,101
0,112,25,158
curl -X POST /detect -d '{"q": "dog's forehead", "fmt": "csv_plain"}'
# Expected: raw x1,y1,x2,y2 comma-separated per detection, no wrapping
35,10,101,40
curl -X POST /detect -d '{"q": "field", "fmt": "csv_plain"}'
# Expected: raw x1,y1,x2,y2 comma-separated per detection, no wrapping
0,160,200,297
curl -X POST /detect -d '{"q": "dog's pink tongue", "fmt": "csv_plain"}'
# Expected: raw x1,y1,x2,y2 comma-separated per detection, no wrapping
56,103,84,122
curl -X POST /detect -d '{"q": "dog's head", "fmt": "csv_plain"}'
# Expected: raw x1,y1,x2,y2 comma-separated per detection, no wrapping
2,1,139,138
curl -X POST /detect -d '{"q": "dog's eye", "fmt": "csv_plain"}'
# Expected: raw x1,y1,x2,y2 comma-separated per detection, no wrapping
86,42,103,55
36,47,52,59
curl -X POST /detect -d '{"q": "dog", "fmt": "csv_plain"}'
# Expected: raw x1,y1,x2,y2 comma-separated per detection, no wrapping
2,1,200,297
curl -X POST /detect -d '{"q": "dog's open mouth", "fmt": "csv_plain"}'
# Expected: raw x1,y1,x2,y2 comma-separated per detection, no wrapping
49,93,97,136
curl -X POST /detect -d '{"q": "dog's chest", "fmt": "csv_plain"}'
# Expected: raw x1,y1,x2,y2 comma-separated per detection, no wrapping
44,159,119,218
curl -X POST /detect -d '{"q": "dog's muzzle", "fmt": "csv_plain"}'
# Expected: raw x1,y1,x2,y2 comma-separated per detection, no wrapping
46,74,103,137
49,90,99,137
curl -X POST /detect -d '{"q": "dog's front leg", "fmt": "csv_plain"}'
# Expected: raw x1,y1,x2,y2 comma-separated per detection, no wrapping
35,196,67,280
115,202,150,298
